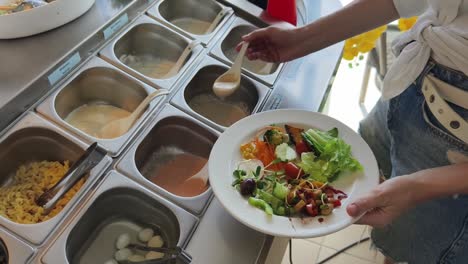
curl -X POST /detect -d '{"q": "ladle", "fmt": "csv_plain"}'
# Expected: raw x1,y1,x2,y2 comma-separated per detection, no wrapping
164,41,198,78
98,89,169,139
259,62,274,75
212,42,249,99
184,162,209,185
204,8,228,34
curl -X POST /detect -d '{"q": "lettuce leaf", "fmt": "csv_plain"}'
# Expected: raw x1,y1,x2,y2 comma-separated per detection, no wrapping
298,128,363,182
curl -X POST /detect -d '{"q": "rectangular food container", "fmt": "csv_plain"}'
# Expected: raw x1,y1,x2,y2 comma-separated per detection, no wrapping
0,112,112,245
40,171,198,264
170,55,270,132
116,104,218,215
36,56,167,157
100,15,205,91
146,0,234,46
0,228,35,264
209,16,285,87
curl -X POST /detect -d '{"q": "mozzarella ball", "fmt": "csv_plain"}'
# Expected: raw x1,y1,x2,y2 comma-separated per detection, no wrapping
138,228,154,243
147,235,164,248
114,248,132,261
145,251,164,260
115,233,131,249
104,259,118,264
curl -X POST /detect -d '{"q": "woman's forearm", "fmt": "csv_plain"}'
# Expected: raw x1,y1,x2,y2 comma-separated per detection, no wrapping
295,0,399,55
410,163,468,203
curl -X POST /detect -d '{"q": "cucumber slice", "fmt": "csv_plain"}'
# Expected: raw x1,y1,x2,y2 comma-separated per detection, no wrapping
275,143,297,162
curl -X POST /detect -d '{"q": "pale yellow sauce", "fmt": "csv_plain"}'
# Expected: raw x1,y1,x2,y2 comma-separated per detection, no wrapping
188,94,249,127
64,103,131,138
171,18,212,35
120,54,175,79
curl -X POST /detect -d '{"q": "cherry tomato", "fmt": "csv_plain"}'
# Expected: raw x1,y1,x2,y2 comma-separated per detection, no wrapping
305,203,318,217
333,200,342,207
295,142,309,156
284,162,302,180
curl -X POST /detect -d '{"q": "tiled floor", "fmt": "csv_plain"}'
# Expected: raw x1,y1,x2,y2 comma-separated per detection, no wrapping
281,225,385,264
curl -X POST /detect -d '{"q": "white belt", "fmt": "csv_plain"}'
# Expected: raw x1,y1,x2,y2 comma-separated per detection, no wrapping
421,75,468,144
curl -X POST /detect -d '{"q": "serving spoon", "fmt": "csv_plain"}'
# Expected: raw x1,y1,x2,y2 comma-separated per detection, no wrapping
212,42,249,99
164,41,198,78
98,89,169,139
259,62,274,75
184,162,209,186
203,8,228,34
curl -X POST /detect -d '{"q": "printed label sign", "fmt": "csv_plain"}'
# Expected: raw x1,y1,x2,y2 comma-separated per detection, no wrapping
48,52,81,86
103,13,129,40
265,94,283,111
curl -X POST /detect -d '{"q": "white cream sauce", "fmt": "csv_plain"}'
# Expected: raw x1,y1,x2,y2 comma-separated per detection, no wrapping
64,103,131,138
120,54,175,79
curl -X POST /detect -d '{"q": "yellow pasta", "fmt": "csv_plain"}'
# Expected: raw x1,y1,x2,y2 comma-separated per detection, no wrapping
0,161,85,224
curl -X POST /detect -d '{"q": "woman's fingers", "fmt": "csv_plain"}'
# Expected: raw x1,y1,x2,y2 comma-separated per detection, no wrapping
347,188,395,227
242,28,269,43
347,191,382,217
237,28,270,51
354,208,389,228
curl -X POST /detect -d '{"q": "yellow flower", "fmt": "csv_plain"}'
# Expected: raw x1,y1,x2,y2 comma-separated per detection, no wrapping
343,51,355,61
398,17,418,31
342,25,386,61
358,42,375,53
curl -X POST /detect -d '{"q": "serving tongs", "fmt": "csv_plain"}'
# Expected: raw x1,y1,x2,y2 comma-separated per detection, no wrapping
36,142,106,214
119,245,192,264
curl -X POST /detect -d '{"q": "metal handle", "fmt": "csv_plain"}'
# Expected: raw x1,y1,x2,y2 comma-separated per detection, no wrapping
36,142,106,214
127,244,182,255
120,245,192,264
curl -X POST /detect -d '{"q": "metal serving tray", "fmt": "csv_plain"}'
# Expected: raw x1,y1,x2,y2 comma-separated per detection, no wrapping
186,197,269,264
0,112,112,245
40,171,198,264
209,16,285,86
170,55,270,132
147,0,234,46
0,228,35,264
100,15,204,91
116,104,218,215
36,56,167,157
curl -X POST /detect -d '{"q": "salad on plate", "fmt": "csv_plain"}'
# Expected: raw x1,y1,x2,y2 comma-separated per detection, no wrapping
0,0,53,15
232,124,363,219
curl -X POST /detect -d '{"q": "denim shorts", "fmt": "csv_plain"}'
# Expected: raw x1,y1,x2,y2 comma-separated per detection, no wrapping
359,60,468,264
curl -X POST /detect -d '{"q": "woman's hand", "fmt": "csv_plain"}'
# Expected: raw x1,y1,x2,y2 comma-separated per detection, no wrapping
236,25,304,63
235,0,400,63
346,176,416,228
347,163,468,228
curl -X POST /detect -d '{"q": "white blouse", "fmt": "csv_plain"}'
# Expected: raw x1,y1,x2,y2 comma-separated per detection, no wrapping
382,0,468,100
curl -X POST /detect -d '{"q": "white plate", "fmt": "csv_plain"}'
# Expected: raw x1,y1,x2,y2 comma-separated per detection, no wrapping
209,109,379,238
0,0,95,39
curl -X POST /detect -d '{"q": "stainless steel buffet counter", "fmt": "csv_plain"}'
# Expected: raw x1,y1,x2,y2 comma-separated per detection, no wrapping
0,0,343,263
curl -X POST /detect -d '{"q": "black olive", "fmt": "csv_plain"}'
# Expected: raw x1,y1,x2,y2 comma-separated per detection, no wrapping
240,178,256,196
